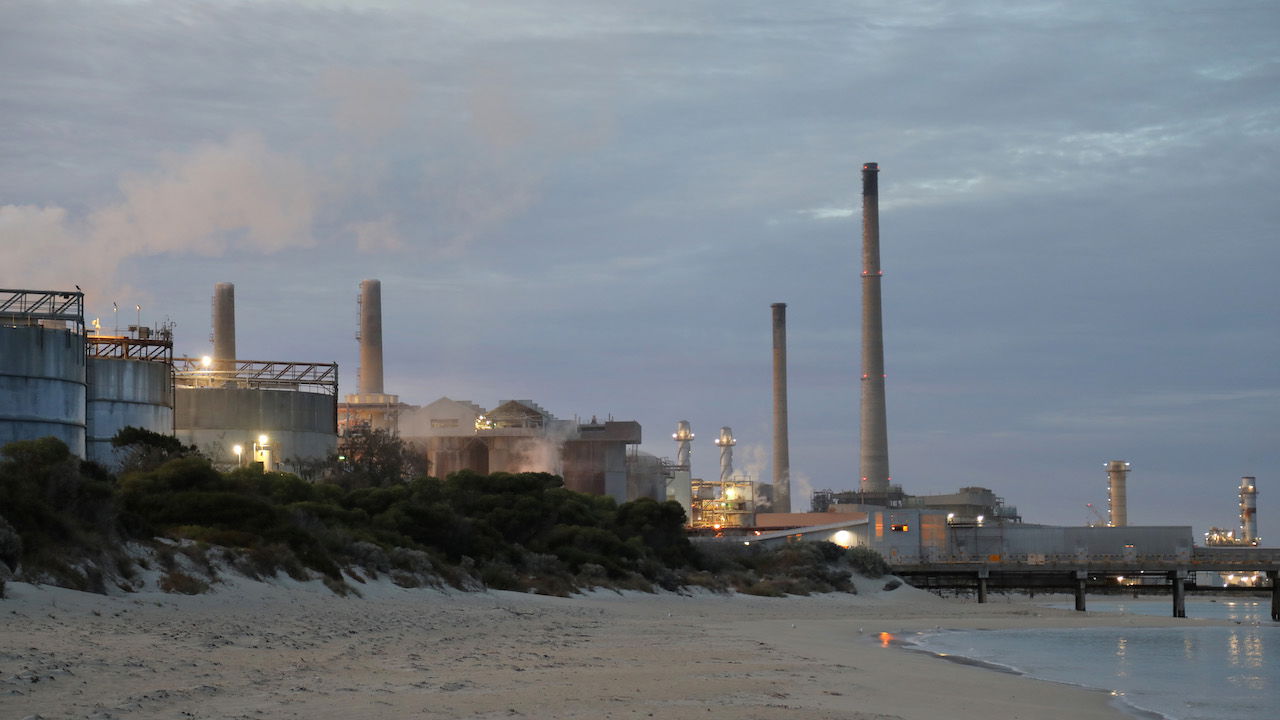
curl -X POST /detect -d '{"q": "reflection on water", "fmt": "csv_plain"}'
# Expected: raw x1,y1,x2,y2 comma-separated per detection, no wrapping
914,623,1279,720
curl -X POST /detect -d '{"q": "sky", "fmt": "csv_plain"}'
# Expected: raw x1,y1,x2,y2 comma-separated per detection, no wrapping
2,1,1277,535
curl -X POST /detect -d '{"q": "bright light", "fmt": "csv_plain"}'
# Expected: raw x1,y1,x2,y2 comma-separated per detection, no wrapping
976,515,985,525
725,487,737,500
946,513,956,522
232,444,243,455
258,434,269,445
832,530,854,548
200,355,212,368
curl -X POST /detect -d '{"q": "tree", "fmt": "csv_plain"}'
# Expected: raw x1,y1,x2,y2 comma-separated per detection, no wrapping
330,428,429,489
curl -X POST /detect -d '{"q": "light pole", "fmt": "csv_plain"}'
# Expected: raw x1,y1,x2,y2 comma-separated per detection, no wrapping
232,444,243,468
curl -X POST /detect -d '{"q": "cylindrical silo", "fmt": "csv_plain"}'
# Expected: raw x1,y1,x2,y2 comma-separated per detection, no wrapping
212,282,236,368
86,356,174,470
358,279,384,395
771,303,791,513
0,324,87,456
174,386,336,469
1105,460,1130,527
1239,476,1258,544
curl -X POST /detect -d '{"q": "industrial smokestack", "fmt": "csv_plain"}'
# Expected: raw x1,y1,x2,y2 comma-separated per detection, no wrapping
859,162,891,495
1105,460,1130,527
771,302,791,513
1239,476,1258,544
673,420,693,468
212,282,236,367
714,426,736,484
358,279,384,395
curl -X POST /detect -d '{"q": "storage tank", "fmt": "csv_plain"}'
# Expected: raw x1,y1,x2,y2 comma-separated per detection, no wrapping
85,354,174,470
175,385,336,470
0,290,87,456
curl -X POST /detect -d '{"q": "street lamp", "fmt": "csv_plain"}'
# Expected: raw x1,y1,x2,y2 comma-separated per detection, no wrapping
232,444,243,467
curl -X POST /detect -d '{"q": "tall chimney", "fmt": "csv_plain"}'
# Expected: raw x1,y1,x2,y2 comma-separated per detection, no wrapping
212,282,236,367
771,302,791,513
714,426,736,484
358,279,384,395
1239,476,1258,544
1105,460,1130,527
859,162,891,495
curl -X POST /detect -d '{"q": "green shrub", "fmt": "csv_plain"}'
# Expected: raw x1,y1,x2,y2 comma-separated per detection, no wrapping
845,546,891,578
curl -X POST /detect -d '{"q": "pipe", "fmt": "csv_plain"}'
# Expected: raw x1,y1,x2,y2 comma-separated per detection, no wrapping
859,162,891,494
358,279,384,395
772,302,791,513
212,282,235,367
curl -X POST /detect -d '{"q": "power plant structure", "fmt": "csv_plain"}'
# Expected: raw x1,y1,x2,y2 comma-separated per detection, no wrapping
688,425,755,530
1206,476,1262,547
1242,476,1259,543
668,420,695,517
770,303,791,513
174,282,338,471
1106,460,1130,527
858,162,892,500
2,288,176,470
338,279,405,435
2,289,90,457
715,426,735,483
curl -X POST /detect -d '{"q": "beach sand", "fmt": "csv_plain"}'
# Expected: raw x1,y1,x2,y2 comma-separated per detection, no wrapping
2,575,1202,719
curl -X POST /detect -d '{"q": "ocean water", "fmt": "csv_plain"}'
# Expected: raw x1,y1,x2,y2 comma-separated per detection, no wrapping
908,600,1278,720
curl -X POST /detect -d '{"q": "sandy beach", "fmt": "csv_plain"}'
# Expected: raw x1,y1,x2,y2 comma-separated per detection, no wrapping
2,576,1209,720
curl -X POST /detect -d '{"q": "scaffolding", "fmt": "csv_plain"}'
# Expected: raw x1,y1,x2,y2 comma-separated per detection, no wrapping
689,476,756,530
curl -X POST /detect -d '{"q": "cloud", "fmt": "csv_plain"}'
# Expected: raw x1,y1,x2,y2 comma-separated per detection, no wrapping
349,216,404,253
320,66,416,143
2,133,321,300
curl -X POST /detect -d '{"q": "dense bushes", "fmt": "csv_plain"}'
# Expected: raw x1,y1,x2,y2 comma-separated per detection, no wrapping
0,432,890,598
688,541,891,596
0,433,698,595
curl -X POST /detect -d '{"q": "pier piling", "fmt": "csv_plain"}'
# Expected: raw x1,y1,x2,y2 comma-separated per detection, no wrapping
1073,570,1087,612
1170,570,1187,618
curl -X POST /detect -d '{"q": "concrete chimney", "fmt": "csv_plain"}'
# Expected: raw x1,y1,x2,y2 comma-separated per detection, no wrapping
771,302,791,513
358,279,384,395
859,162,891,495
1105,460,1130,527
714,426,736,484
212,282,236,366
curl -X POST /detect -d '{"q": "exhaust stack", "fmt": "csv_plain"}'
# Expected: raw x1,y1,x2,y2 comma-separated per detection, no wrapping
358,279,384,395
859,162,891,495
212,282,236,367
714,426,736,484
1240,476,1258,544
771,302,791,513
1106,460,1130,527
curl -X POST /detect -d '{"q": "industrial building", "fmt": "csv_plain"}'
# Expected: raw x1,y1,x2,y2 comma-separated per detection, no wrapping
2,288,176,471
398,397,642,503
172,282,337,471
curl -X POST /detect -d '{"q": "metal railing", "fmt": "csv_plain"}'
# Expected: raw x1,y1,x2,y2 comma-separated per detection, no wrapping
174,358,338,395
0,288,84,332
88,336,174,362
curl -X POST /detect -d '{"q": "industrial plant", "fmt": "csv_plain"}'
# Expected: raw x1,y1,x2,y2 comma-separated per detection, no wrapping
2,160,1273,615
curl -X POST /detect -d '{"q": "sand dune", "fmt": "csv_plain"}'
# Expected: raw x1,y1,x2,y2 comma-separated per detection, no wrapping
2,575,1196,719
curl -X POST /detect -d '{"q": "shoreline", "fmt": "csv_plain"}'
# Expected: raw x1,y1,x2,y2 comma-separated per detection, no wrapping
1,576,1206,719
